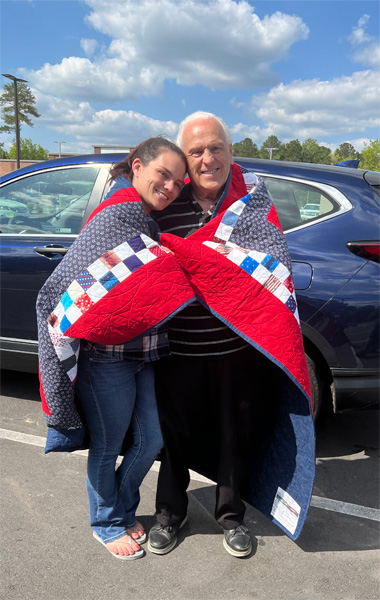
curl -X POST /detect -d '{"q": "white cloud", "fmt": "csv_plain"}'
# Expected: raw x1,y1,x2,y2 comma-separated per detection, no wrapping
352,42,380,68
12,2,378,152
58,109,178,145
348,14,372,46
80,38,98,57
247,70,380,140
20,0,309,102
348,14,380,68
230,121,272,144
230,97,247,109
229,15,380,145
33,89,178,151
32,64,379,151
319,138,372,154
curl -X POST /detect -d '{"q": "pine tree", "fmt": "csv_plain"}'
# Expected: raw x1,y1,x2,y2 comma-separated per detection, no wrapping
259,136,284,160
0,82,41,134
232,138,259,157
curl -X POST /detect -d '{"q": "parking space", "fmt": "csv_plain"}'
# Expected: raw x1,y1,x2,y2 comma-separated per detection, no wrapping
0,370,379,600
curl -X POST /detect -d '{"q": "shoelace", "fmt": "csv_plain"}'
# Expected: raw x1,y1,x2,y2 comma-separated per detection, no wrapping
157,523,173,532
232,525,248,536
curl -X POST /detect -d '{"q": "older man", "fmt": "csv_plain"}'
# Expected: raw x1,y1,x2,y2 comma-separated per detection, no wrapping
147,111,268,557
147,111,315,559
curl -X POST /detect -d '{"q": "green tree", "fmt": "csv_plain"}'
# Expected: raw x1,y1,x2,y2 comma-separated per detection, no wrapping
359,139,380,171
283,139,303,162
8,138,48,160
332,142,361,164
0,81,41,134
301,138,332,164
232,137,259,157
260,135,284,160
0,142,8,158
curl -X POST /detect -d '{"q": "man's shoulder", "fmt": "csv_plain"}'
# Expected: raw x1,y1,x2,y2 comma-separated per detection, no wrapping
232,162,259,193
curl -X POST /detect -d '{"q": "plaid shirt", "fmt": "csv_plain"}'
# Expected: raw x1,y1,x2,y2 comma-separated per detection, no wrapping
82,326,170,362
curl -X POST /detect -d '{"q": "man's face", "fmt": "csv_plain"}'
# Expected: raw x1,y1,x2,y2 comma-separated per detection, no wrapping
181,118,233,201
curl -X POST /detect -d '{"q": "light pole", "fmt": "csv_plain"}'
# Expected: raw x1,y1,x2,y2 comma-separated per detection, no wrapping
1,73,28,169
266,147,278,160
53,141,66,157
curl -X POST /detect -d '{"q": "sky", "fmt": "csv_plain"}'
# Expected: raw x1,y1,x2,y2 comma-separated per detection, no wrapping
1,0,379,155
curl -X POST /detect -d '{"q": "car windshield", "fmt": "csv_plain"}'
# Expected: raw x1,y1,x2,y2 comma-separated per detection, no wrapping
0,166,101,235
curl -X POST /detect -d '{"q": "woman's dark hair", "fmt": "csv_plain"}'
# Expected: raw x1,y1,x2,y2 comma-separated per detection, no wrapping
109,137,187,182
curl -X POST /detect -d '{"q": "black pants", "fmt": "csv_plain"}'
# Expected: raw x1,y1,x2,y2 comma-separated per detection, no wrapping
154,347,270,530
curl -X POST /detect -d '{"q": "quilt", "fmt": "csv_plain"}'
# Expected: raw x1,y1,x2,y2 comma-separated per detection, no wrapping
37,170,315,540
37,185,196,450
159,171,315,540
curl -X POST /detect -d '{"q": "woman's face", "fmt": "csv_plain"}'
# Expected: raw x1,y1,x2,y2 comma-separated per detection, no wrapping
132,151,186,214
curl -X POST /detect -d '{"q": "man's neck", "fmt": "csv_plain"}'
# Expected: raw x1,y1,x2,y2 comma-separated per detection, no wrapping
191,188,222,213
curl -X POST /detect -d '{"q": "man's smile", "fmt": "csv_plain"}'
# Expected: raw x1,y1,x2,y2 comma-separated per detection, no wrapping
202,168,219,175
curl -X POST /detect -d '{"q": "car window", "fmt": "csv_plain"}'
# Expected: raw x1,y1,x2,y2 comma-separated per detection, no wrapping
0,166,101,235
262,176,338,231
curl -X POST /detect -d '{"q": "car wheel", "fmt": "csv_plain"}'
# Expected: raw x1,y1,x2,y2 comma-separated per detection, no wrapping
306,354,323,420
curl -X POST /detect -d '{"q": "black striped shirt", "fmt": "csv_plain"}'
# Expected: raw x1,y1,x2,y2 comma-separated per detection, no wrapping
153,180,249,357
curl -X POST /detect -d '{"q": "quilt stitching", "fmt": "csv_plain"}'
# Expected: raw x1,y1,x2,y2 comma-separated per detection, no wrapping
203,240,299,321
45,234,165,383
47,235,162,336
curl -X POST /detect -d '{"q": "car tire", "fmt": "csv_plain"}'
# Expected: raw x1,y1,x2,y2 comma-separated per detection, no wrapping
306,354,323,420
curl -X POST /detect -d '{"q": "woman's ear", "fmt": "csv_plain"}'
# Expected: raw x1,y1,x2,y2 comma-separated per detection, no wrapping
132,158,142,178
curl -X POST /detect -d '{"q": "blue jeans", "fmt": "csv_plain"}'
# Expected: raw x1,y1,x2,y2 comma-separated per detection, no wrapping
75,347,163,543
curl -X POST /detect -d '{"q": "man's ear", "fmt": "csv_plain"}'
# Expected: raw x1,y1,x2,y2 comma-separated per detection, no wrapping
132,158,142,178
228,143,233,164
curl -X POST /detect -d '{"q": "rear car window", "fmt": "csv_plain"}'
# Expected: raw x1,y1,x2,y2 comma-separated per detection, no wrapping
0,166,101,235
262,176,339,231
363,171,380,197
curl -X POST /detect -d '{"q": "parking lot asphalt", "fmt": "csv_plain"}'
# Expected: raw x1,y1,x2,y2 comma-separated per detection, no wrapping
0,370,379,600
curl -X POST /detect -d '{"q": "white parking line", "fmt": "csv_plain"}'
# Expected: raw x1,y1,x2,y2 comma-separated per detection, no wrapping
0,428,47,447
309,496,380,521
1,427,379,522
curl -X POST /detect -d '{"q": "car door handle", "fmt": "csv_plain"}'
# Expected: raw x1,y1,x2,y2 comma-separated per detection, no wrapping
34,245,68,258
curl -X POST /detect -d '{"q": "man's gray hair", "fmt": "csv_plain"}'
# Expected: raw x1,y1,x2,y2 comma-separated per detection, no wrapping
176,111,233,148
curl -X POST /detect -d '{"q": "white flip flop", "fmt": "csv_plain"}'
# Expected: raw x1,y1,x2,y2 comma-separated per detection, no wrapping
93,531,144,560
127,522,147,545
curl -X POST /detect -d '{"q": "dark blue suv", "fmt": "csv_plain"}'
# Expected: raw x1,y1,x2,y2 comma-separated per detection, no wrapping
1,154,379,417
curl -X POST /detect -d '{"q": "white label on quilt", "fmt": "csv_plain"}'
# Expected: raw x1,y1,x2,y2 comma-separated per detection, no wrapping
270,487,301,535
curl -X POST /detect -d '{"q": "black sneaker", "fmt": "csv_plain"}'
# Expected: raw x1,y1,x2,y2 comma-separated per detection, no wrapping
147,517,188,555
223,525,252,557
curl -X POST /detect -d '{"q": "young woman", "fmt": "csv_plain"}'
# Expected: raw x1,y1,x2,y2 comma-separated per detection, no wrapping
37,138,187,560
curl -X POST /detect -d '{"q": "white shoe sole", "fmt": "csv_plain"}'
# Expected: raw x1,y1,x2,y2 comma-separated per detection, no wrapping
133,532,147,544
223,536,252,557
93,531,144,560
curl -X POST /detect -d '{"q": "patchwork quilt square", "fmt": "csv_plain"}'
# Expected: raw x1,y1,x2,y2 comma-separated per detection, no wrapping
60,292,74,311
240,255,259,275
100,251,122,269
129,236,146,253
87,259,110,280
76,269,97,291
124,254,144,272
74,293,94,313
99,271,120,291
59,314,72,334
